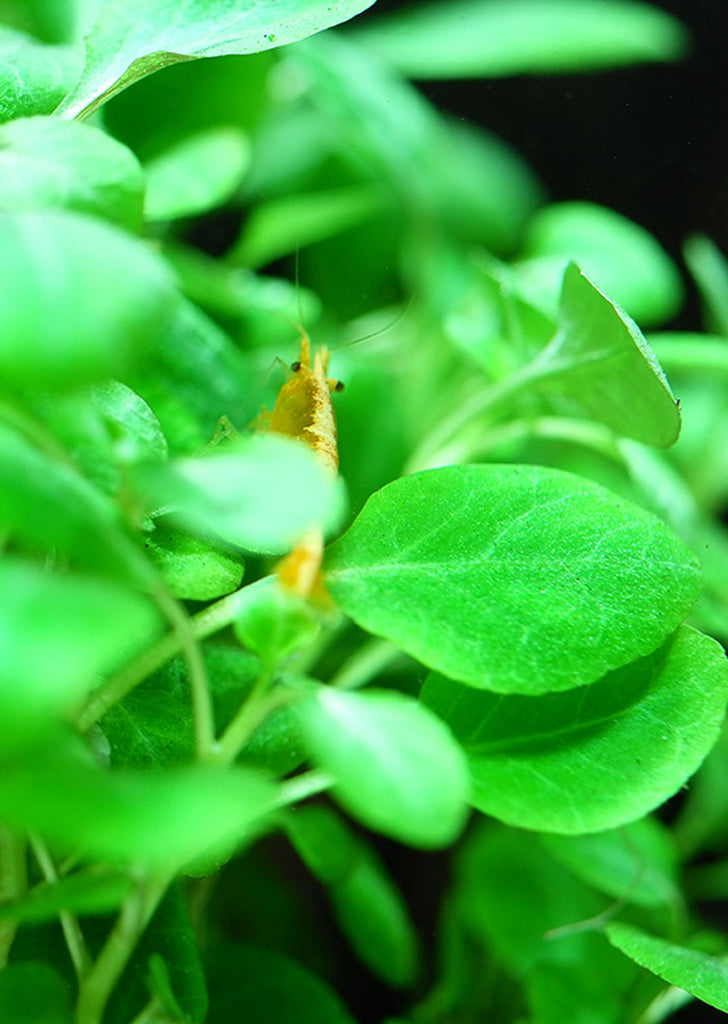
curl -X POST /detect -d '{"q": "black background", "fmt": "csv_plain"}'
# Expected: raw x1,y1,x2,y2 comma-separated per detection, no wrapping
360,0,728,331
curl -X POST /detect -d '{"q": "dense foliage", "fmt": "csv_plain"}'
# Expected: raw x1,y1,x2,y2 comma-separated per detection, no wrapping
2,1,728,1022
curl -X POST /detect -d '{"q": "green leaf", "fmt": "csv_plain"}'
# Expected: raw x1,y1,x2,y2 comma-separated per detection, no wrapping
138,433,343,553
0,559,161,739
0,741,275,868
683,234,728,336
354,0,687,79
0,868,133,923
102,685,195,769
234,576,322,665
0,962,73,1024
606,922,728,1013
0,115,144,230
296,687,470,848
285,804,419,987
521,203,683,327
144,526,243,600
0,25,80,122
144,126,250,221
205,942,357,1024
56,0,379,119
0,209,177,390
422,626,728,833
325,464,701,695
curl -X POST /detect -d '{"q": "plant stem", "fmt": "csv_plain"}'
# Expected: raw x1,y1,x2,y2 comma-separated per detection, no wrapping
328,637,403,690
0,825,27,967
275,769,334,808
75,872,170,1024
214,664,283,765
29,835,90,979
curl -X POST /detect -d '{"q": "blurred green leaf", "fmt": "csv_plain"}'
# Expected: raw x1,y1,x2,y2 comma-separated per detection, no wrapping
325,464,701,694
423,626,728,833
56,0,379,119
0,962,73,1024
144,126,250,221
102,684,195,769
0,209,177,390
205,942,356,1024
355,0,687,78
541,263,681,447
683,234,728,336
234,576,321,664
0,25,80,121
0,115,144,229
520,202,683,327
0,559,160,737
296,686,470,848
137,433,343,553
607,923,728,1013
0,868,133,923
144,526,243,600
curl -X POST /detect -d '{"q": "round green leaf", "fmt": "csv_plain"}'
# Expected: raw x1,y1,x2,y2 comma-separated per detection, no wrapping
144,526,243,600
234,576,321,664
521,202,683,326
0,209,177,390
422,626,728,833
0,115,144,230
296,687,470,848
325,465,702,695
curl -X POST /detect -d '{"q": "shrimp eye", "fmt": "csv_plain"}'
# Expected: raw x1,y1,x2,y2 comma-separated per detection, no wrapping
332,380,345,393
290,360,302,372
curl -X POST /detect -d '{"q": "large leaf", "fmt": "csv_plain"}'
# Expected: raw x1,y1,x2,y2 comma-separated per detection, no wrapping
0,209,177,390
0,115,144,230
354,0,687,79
56,0,379,119
607,922,728,1014
422,626,728,833
0,26,80,122
325,464,701,695
296,686,470,848
541,263,681,447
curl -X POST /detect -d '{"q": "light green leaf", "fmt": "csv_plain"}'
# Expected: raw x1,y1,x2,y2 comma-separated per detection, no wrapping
144,126,250,221
0,559,161,735
56,0,379,119
521,202,683,327
144,526,243,600
325,464,701,694
0,868,133,923
422,626,728,833
542,263,681,448
0,115,144,229
606,922,728,1013
354,0,687,79
683,234,728,336
0,963,73,1024
296,687,470,848
0,209,177,390
234,576,322,664
138,433,343,553
0,25,80,122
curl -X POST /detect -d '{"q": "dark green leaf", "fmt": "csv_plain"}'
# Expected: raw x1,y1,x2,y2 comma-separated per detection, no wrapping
607,922,728,1013
354,0,687,79
521,203,683,326
0,962,73,1024
422,626,728,833
325,464,701,694
0,26,80,122
0,116,144,230
56,0,379,119
102,686,195,769
296,686,470,848
0,209,177,390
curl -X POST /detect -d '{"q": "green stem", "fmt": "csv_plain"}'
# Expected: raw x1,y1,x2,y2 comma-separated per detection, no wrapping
276,769,334,808
29,836,90,979
74,872,170,1024
328,637,403,690
214,664,281,765
0,825,27,967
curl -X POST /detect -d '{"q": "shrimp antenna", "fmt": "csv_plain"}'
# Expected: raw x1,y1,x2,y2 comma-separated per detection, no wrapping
335,293,413,351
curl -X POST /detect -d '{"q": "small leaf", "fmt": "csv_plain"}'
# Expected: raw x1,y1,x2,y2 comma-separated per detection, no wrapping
0,115,144,230
144,126,250,221
0,209,177,390
422,626,728,833
683,234,728,336
354,0,687,79
56,0,379,119
296,687,470,848
0,26,80,122
137,434,343,553
234,576,322,664
325,464,701,694
521,203,683,326
0,963,73,1024
544,263,681,447
144,526,243,600
0,868,133,923
606,922,728,1013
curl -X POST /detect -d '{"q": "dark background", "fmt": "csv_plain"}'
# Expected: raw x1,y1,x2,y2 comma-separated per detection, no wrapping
362,0,728,331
